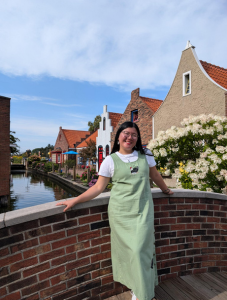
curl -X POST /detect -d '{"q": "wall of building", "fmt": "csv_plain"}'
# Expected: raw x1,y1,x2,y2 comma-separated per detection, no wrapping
111,89,154,147
96,105,113,171
54,127,69,153
153,47,226,137
1,190,227,299
0,96,11,203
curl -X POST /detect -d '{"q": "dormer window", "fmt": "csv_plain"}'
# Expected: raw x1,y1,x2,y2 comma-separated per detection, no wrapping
131,110,138,122
103,117,106,130
183,71,191,96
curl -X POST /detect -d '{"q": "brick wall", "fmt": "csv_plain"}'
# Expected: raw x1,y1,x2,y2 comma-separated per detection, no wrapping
111,88,154,148
0,96,11,201
0,191,227,299
54,127,69,152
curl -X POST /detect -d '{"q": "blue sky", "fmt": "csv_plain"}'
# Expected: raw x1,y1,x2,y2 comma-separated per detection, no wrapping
0,0,227,153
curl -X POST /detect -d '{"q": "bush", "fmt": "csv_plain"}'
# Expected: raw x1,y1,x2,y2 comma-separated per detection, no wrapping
29,155,41,162
148,114,227,193
80,171,87,181
12,156,22,163
88,179,98,187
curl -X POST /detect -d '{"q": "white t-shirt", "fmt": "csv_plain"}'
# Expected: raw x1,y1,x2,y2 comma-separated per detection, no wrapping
99,149,156,178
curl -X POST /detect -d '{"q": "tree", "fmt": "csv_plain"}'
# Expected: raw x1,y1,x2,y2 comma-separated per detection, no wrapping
64,159,76,171
31,144,54,157
10,131,20,155
148,114,227,193
79,140,96,164
88,115,101,132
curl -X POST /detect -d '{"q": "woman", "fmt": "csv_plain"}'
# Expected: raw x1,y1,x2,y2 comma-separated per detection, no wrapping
56,121,173,300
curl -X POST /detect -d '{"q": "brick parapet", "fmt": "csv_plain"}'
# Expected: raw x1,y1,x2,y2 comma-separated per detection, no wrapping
0,189,227,299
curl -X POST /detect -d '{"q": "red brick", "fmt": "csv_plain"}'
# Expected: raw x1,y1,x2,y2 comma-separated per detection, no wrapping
90,205,108,214
186,224,201,229
194,242,208,248
160,218,176,225
0,247,9,257
66,241,90,253
23,244,51,259
66,257,90,271
51,286,79,300
171,224,186,231
52,236,77,249
169,198,184,204
8,276,37,293
78,229,101,242
21,280,50,296
11,238,39,254
10,220,39,234
53,219,78,231
101,243,111,252
192,204,206,210
78,279,101,294
24,226,52,239
102,228,110,235
77,262,100,276
10,257,38,272
102,274,113,285
215,223,227,230
177,204,191,210
0,286,7,297
39,231,65,244
153,198,168,205
79,214,102,225
0,253,22,268
67,274,91,288
39,248,65,263
40,283,66,298
161,245,178,254
91,251,111,263
101,259,112,268
51,252,76,267
67,224,90,236
177,230,193,237
91,282,113,296
77,246,100,259
91,236,110,247
154,212,169,218
23,262,50,278
39,265,65,281
161,205,176,211
1,291,21,300
91,266,112,279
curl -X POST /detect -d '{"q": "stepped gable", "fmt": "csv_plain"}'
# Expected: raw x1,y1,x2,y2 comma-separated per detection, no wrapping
109,112,123,129
62,129,90,148
140,97,163,113
77,130,98,148
200,60,227,90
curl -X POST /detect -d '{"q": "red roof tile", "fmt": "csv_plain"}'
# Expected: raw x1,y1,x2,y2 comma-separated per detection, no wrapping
140,97,163,113
109,112,123,129
62,129,90,148
76,130,98,148
200,60,227,90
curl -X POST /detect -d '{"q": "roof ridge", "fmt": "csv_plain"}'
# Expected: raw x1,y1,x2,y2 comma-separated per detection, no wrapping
140,96,163,102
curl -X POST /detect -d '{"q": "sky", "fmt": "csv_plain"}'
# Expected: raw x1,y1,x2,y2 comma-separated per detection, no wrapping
0,0,227,153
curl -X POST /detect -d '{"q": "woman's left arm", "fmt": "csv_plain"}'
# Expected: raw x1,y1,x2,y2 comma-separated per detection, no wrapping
149,166,174,195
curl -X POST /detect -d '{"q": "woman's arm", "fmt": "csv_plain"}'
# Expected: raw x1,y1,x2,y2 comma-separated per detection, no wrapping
149,166,174,195
56,176,110,212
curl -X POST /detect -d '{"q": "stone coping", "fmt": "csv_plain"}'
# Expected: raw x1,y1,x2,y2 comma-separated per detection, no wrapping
1,189,226,229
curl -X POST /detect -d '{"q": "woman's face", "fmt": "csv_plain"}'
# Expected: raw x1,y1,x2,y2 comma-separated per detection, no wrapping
118,127,138,154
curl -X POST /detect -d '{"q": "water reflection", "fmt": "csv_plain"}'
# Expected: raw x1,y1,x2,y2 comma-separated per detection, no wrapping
0,171,80,214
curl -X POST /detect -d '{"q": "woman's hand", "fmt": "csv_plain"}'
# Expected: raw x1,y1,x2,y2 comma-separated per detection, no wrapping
56,198,78,212
162,188,174,195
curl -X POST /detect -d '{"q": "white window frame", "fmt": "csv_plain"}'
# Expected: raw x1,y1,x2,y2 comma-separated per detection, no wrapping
183,70,191,96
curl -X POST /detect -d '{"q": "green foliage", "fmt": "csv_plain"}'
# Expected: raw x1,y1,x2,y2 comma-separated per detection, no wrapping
12,156,22,163
64,159,76,170
79,140,96,162
107,182,113,190
88,115,101,132
10,131,20,155
31,144,54,157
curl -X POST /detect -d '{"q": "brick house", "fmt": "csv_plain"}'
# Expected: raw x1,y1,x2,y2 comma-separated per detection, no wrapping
76,130,98,168
51,127,90,164
111,89,162,148
0,96,11,204
153,41,227,138
96,105,122,171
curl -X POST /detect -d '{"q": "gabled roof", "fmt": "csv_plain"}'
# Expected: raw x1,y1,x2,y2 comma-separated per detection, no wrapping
200,60,227,90
109,112,123,129
76,130,98,149
62,129,90,148
140,97,163,113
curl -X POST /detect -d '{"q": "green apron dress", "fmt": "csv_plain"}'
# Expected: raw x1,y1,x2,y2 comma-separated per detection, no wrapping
108,152,158,300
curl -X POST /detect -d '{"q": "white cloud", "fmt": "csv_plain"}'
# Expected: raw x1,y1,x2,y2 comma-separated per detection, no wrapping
0,0,226,91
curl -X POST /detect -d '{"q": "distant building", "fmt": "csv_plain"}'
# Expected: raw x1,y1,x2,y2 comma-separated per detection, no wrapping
51,127,90,164
153,41,227,137
0,96,11,205
111,88,162,148
96,105,122,171
76,130,98,168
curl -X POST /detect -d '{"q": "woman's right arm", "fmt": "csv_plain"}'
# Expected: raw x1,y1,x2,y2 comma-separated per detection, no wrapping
56,175,110,212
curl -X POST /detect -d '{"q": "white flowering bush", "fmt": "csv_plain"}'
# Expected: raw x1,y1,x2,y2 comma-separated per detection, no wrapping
147,114,227,193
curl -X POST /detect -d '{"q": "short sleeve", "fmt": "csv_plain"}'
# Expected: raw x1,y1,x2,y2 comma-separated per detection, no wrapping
98,155,114,177
145,149,156,168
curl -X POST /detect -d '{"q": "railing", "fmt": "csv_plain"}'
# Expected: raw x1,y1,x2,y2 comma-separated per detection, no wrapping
0,189,227,299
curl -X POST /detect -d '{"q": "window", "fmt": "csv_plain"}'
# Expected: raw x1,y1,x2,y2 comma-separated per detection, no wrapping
183,71,191,96
106,145,109,156
58,154,61,163
131,110,138,122
103,117,106,131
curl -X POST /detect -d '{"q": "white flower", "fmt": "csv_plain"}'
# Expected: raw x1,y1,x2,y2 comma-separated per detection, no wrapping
220,169,227,176
200,153,207,158
164,169,171,176
210,164,218,172
198,172,206,179
216,175,223,181
159,148,167,157
206,188,213,192
153,149,159,157
222,154,227,160
216,146,225,153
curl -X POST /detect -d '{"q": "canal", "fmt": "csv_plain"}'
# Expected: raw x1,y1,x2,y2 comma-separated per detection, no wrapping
0,171,80,214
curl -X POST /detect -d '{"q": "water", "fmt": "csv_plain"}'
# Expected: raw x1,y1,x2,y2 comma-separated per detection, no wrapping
0,171,80,214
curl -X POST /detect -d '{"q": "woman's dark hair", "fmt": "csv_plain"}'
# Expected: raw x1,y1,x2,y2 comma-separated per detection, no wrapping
111,121,152,155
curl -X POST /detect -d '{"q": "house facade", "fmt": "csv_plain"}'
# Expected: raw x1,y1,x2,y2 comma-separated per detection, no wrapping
111,88,162,149
96,105,122,171
51,127,90,164
0,96,11,204
76,130,98,168
153,41,227,138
